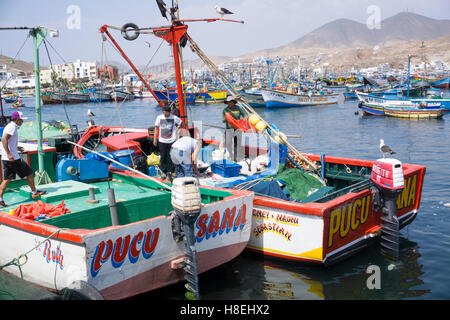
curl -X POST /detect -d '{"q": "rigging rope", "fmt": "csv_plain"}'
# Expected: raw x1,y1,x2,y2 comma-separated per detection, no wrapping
1,34,31,91
185,33,320,174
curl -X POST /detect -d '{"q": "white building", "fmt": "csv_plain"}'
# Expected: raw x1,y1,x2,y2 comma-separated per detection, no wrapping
39,59,97,84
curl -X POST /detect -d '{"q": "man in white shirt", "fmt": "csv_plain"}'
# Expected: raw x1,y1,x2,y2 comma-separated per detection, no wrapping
0,111,46,207
170,132,202,178
153,106,182,179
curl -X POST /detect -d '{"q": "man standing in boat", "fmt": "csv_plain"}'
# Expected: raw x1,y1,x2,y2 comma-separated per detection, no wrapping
222,96,245,129
0,111,46,207
222,96,246,161
153,105,182,180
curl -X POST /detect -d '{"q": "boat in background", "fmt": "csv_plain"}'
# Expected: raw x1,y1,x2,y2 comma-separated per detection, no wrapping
41,91,69,105
88,88,112,102
237,88,265,107
432,76,450,89
66,92,90,104
356,91,445,118
110,89,135,102
261,88,339,108
194,90,227,103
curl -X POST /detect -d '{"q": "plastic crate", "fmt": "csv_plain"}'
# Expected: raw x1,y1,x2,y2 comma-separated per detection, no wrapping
211,159,242,177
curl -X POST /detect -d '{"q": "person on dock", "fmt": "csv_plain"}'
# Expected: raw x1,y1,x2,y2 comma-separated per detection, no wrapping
222,96,245,129
170,130,202,178
0,111,46,207
153,105,182,180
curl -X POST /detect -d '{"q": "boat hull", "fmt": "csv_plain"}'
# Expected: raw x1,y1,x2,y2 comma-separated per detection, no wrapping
261,89,339,108
356,91,446,118
66,93,90,104
111,91,135,102
237,90,266,107
246,154,426,265
432,76,450,89
153,89,195,104
0,172,254,299
194,91,227,103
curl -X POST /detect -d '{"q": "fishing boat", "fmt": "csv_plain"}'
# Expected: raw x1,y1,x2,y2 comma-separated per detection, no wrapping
356,91,445,118
110,89,135,102
0,24,255,301
88,88,112,102
431,76,450,89
41,91,69,105
0,157,253,299
65,92,90,104
194,90,227,103
2,95,19,103
383,106,444,119
152,89,195,104
261,88,339,108
88,5,426,268
236,89,265,107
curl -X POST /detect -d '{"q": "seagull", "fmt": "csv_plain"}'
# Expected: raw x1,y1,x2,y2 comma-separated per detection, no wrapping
380,139,396,158
87,109,95,117
214,5,233,19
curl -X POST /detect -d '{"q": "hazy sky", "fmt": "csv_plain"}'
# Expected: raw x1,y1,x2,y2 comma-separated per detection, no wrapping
0,0,449,68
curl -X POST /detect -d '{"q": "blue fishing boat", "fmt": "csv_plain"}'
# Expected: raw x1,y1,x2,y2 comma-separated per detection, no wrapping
152,89,195,104
356,91,445,118
432,76,450,90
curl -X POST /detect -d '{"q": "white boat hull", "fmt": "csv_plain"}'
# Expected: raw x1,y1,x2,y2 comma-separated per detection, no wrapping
261,89,339,108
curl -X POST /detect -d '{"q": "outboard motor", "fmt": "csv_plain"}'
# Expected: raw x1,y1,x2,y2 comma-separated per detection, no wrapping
170,177,202,300
371,158,404,260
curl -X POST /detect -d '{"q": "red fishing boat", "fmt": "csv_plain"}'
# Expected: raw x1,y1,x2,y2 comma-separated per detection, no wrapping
73,3,426,267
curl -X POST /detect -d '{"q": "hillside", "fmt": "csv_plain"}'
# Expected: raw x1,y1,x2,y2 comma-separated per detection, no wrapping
281,12,450,51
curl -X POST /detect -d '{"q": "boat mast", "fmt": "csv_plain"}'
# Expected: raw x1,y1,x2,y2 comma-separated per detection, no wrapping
407,55,412,98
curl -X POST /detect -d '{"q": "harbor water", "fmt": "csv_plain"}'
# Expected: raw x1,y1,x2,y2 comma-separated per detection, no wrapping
1,92,449,300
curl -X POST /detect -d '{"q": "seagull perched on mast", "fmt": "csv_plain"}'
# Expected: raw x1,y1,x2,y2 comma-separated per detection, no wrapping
214,5,233,19
380,139,396,158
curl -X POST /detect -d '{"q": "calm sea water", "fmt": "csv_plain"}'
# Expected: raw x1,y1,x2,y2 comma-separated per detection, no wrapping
1,91,449,300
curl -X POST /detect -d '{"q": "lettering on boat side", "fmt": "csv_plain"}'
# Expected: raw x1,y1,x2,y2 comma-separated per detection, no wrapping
34,238,64,270
251,208,298,241
327,195,372,248
195,204,247,243
90,228,160,278
396,174,417,210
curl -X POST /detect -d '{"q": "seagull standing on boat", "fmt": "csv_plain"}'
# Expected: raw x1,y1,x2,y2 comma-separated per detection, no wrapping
380,139,396,158
214,5,233,18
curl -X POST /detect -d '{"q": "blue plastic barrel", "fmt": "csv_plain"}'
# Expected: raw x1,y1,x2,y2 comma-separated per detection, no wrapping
112,149,135,169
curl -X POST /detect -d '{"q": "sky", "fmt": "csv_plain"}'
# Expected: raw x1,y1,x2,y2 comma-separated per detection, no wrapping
0,0,449,68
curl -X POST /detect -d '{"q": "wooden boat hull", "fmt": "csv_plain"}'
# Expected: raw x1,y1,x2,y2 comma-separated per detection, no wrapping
111,91,135,102
153,89,195,104
89,91,112,102
261,89,339,108
194,91,227,103
432,76,450,89
0,170,254,299
247,154,426,265
66,93,90,104
237,90,266,107
356,91,446,118
383,107,444,119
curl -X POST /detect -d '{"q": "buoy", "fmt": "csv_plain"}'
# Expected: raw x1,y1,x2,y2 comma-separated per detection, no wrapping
249,114,261,126
255,120,267,132
273,131,288,145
